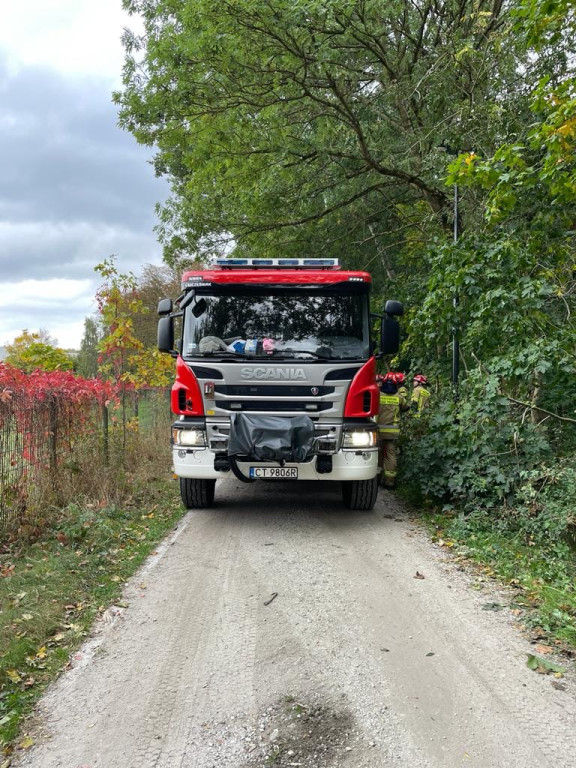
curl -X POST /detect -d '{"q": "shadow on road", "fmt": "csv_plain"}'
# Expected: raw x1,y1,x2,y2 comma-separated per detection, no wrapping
194,478,401,534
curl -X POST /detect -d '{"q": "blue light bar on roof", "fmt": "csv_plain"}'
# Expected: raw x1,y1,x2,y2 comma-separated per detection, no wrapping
213,258,340,269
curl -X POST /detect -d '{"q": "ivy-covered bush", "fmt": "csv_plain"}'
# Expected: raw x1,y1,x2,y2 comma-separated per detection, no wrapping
401,373,551,509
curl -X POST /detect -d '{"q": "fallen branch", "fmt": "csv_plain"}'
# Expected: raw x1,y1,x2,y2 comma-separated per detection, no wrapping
506,398,576,425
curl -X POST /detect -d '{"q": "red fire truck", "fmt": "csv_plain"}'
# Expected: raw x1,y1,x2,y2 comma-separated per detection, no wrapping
157,258,403,511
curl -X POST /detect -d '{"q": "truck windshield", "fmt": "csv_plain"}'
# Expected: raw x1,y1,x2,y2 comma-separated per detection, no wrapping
182,286,371,360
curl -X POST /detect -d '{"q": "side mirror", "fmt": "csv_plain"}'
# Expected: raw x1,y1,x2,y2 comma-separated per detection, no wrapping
380,317,400,356
384,300,404,317
158,316,175,354
158,298,173,316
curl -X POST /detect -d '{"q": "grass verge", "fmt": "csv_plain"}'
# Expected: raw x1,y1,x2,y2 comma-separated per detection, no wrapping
0,479,182,754
420,506,576,650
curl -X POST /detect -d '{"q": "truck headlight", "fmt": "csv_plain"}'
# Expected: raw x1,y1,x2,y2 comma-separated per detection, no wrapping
342,429,377,448
172,428,206,447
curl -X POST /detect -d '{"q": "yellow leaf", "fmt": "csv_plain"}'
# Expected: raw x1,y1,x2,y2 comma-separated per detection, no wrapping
557,117,576,138
18,737,34,749
36,646,47,659
6,670,21,684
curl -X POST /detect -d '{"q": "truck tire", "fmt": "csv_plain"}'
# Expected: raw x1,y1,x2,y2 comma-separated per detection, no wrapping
180,478,216,509
341,477,378,511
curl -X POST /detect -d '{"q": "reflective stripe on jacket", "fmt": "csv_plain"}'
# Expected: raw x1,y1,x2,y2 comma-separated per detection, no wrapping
411,385,431,414
377,393,407,438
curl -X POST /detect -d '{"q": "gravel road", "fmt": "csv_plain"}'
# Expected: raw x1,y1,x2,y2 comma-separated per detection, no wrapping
16,479,576,768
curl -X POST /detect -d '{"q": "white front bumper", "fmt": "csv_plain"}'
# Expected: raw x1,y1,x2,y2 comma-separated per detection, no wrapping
172,447,377,481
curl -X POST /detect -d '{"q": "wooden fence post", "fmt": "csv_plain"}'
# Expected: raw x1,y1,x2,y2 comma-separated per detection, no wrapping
102,400,109,466
49,396,58,489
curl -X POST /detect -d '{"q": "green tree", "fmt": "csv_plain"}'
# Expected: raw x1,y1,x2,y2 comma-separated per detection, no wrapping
117,0,521,285
4,330,74,373
435,0,576,418
76,317,102,379
401,0,576,508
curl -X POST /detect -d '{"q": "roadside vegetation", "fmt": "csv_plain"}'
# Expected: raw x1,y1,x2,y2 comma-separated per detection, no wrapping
0,479,181,751
0,263,182,752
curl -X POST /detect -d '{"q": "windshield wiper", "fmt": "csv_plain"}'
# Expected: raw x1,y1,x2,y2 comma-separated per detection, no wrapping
266,351,332,360
198,350,241,358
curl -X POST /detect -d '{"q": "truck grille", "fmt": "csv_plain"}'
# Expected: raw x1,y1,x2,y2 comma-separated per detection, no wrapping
214,385,334,397
215,400,333,413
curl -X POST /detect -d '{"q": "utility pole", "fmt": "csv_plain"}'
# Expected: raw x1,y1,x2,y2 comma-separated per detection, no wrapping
438,143,461,394
452,182,459,394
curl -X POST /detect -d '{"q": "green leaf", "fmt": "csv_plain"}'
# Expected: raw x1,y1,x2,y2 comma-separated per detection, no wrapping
526,654,566,675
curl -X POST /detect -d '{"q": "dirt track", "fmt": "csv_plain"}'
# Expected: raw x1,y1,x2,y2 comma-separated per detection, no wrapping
16,479,576,767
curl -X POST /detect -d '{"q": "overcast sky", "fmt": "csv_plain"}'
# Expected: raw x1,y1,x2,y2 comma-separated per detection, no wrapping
0,1,168,349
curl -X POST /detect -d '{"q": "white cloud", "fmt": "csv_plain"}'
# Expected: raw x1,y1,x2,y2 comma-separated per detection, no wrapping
0,278,96,348
0,220,163,281
0,1,140,82
0,278,92,306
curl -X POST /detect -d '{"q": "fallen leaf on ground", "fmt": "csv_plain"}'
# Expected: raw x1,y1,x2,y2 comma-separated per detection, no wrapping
526,654,566,676
535,644,553,655
414,572,425,579
18,737,34,750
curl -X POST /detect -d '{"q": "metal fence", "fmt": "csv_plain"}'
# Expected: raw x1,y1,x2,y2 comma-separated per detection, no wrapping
0,388,171,536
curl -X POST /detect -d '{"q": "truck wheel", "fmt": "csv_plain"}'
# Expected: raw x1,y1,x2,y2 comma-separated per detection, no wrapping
341,477,378,511
180,478,216,509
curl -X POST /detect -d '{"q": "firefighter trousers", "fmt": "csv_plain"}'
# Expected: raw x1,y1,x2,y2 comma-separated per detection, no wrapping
378,438,398,487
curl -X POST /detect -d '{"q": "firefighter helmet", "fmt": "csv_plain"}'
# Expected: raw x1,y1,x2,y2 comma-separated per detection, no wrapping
413,374,428,385
392,372,406,385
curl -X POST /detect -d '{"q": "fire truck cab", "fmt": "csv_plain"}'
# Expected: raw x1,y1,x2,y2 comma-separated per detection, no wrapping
158,258,402,511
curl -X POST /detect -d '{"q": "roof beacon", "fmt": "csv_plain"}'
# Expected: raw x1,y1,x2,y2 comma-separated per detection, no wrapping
213,258,340,270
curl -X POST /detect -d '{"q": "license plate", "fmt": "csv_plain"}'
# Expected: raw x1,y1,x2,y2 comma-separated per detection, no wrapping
249,467,298,479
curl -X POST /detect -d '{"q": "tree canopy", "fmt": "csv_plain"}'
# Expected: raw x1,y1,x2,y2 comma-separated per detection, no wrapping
116,0,528,283
5,330,74,373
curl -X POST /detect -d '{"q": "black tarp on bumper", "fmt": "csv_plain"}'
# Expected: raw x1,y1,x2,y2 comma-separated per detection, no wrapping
227,414,315,463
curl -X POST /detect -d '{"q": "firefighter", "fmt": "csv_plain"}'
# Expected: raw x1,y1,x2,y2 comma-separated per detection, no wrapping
376,373,409,489
392,371,408,399
411,374,431,414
